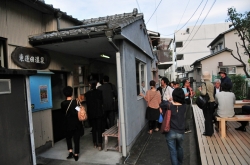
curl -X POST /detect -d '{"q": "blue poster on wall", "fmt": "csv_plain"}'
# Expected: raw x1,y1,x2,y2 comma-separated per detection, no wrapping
29,74,53,112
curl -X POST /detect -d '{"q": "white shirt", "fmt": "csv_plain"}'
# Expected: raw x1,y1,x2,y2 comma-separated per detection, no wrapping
162,86,173,101
215,88,220,94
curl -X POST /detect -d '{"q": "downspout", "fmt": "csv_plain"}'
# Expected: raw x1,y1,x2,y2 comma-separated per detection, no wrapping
108,37,127,157
56,12,107,31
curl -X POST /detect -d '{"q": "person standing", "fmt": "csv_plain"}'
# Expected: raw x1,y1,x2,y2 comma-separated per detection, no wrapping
199,71,215,136
218,71,232,90
98,75,117,129
182,79,192,133
157,77,173,131
165,88,186,165
161,77,173,102
61,86,83,161
140,80,161,134
84,80,104,151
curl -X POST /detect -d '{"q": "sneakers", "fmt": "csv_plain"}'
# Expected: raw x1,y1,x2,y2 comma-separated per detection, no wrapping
154,128,159,132
235,126,246,132
185,129,191,133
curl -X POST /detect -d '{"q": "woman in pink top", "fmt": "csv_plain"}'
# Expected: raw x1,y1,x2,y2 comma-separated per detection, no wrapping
140,80,161,134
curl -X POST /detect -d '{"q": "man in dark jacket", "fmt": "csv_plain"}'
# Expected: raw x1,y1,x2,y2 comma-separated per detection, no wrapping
98,75,117,129
218,71,232,90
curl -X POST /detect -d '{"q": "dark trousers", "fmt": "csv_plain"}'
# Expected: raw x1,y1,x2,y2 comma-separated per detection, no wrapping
184,104,192,130
89,118,103,145
239,105,250,127
149,120,157,130
202,102,214,135
103,110,115,129
66,129,80,154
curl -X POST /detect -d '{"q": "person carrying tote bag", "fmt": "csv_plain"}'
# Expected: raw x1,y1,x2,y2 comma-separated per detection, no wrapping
140,80,161,134
163,88,186,165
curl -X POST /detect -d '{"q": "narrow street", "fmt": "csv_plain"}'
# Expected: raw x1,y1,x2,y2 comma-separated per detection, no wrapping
125,115,200,165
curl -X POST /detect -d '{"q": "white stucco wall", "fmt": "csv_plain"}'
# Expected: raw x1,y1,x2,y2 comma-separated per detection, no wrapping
175,23,231,67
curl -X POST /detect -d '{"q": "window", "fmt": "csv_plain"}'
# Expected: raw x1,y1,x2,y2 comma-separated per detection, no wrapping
73,65,89,98
219,66,236,74
0,37,7,68
136,60,146,96
0,79,11,94
176,42,183,48
176,54,184,60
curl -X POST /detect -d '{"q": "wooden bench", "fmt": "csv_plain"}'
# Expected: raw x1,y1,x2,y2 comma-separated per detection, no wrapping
216,115,250,138
193,105,250,165
102,123,121,152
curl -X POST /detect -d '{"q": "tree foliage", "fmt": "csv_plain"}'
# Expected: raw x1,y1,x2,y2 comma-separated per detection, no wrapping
230,74,246,100
227,8,250,77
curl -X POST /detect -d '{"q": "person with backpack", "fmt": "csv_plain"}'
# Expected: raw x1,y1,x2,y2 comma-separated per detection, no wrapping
198,71,215,137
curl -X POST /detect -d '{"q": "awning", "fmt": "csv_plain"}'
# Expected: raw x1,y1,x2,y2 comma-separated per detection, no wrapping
158,62,173,69
183,65,193,72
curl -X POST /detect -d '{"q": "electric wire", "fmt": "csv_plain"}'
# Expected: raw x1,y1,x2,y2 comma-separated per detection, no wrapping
177,0,209,53
177,0,217,54
175,0,191,30
146,0,163,24
135,0,141,13
161,0,204,36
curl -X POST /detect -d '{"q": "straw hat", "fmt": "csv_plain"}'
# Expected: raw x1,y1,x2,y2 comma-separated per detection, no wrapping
202,71,211,80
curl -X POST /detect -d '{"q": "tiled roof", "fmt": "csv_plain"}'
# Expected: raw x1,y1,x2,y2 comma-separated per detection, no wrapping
29,8,144,42
82,9,143,29
207,28,235,47
191,48,233,66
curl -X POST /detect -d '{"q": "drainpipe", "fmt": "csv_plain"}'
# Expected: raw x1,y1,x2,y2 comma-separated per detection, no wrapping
108,38,127,157
56,12,107,31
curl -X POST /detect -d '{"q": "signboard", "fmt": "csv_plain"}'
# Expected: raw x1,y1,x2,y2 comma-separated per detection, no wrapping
29,75,52,112
11,47,50,69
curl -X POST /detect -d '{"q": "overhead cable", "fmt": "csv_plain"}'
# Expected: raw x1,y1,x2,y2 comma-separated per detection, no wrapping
161,0,204,36
177,0,217,54
146,0,163,24
136,0,142,13
175,0,191,30
177,0,209,53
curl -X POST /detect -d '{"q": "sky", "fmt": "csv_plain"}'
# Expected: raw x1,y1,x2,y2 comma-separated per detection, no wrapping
44,0,250,38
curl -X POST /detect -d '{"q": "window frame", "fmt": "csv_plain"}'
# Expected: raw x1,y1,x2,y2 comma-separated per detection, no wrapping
0,37,8,68
135,59,147,99
219,66,236,75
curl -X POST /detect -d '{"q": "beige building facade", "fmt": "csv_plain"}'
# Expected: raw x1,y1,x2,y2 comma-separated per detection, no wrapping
191,28,248,83
173,23,231,78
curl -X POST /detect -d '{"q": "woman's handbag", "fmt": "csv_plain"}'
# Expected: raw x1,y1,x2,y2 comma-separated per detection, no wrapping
160,110,171,134
196,83,210,109
160,103,171,134
76,99,88,121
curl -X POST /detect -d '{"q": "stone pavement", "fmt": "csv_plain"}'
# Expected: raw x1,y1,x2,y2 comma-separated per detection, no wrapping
37,116,200,165
124,116,200,165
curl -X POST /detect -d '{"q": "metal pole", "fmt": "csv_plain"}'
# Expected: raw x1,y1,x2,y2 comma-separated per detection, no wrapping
25,76,36,165
116,52,127,157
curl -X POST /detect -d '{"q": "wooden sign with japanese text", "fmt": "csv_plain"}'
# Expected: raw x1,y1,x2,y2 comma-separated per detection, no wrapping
11,47,50,69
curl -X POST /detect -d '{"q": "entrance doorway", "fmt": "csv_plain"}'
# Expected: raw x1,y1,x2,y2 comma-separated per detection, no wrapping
51,71,67,143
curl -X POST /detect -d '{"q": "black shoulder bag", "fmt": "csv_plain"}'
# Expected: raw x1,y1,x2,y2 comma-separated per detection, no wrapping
196,83,210,109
